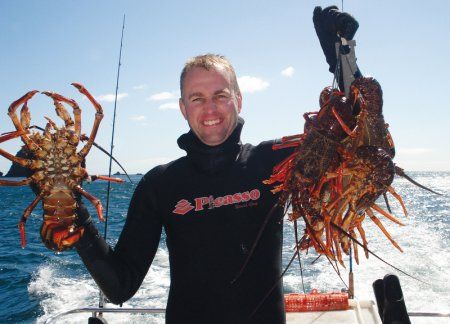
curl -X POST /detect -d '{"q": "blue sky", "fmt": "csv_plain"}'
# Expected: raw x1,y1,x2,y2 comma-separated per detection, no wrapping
1,0,449,174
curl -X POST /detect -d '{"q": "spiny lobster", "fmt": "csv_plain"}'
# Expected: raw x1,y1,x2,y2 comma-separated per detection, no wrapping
0,84,123,251
264,76,439,266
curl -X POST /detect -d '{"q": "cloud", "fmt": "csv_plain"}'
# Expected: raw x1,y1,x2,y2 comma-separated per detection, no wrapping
158,102,179,110
397,148,435,155
147,91,176,101
281,66,295,77
130,115,147,121
133,84,148,90
237,76,269,93
96,93,128,102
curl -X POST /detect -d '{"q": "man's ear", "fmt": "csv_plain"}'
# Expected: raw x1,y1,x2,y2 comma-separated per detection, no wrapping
179,98,187,119
237,93,242,113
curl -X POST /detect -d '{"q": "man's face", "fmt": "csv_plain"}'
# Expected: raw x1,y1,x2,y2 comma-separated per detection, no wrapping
179,66,242,146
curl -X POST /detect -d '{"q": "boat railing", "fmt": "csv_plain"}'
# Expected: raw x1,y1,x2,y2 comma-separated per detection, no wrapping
43,307,165,324
43,306,450,324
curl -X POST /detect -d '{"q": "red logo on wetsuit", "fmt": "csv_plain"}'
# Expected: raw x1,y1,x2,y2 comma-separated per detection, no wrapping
172,189,261,215
172,199,195,215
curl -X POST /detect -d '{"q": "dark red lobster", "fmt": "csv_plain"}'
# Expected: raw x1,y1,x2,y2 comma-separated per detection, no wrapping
264,76,439,266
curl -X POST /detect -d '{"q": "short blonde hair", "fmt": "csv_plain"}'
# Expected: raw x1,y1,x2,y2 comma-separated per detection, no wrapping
180,54,241,98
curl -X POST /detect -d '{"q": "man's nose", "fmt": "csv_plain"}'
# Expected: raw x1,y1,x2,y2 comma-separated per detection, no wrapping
205,98,218,111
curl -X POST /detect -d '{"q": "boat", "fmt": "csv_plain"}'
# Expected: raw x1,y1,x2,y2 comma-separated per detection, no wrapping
43,299,380,324
42,298,450,323
43,279,450,324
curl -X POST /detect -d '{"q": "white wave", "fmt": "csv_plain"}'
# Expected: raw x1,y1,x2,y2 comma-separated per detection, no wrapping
31,248,170,324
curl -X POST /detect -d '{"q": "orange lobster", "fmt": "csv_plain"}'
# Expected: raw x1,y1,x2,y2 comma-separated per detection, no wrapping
0,84,123,251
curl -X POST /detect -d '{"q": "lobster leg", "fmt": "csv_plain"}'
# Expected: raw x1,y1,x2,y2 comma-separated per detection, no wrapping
18,194,42,248
332,233,345,267
73,185,104,221
387,186,408,216
20,102,31,129
331,106,354,137
371,203,405,226
0,130,26,143
0,147,41,169
0,178,32,186
326,186,353,212
323,210,333,254
348,108,369,151
42,91,80,137
7,90,40,152
386,129,395,150
302,212,334,260
350,229,359,265
272,134,305,150
90,175,124,183
72,83,103,158
341,201,357,232
44,117,59,130
366,208,403,252
355,215,369,259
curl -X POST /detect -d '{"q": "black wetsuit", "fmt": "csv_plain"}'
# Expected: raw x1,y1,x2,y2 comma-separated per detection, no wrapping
76,118,292,324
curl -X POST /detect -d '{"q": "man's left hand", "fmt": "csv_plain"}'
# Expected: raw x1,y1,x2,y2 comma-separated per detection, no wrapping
313,6,359,73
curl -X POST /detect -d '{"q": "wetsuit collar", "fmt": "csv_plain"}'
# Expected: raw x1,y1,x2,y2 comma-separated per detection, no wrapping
177,117,244,175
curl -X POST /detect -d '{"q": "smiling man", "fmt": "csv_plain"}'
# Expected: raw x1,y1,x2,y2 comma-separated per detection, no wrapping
73,7,360,324
76,53,291,323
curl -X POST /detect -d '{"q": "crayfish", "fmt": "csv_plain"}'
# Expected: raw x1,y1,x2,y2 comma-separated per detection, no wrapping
0,84,123,251
264,76,439,266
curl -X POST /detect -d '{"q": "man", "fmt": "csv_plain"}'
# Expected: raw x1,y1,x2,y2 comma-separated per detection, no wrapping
77,53,290,323
74,6,359,324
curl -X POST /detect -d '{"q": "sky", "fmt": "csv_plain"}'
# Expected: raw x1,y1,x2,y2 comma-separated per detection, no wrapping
1,0,449,175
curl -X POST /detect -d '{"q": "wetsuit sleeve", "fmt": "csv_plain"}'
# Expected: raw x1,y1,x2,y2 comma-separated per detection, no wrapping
75,172,162,304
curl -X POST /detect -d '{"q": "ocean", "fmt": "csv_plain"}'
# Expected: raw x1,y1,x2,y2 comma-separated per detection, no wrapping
0,172,449,323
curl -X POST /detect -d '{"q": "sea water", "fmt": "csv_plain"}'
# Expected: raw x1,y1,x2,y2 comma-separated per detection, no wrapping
0,172,449,323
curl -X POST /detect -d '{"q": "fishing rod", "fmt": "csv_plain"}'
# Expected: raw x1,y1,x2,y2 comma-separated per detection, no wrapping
98,13,126,311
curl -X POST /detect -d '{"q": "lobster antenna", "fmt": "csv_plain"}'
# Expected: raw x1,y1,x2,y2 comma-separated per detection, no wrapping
99,13,126,310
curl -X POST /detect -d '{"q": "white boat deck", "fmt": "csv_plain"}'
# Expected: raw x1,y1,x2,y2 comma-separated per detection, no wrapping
286,299,382,324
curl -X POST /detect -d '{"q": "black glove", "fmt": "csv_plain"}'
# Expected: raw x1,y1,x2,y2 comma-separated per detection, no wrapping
313,6,359,73
373,274,411,324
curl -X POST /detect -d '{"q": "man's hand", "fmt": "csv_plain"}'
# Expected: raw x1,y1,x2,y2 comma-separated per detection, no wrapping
313,6,359,73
